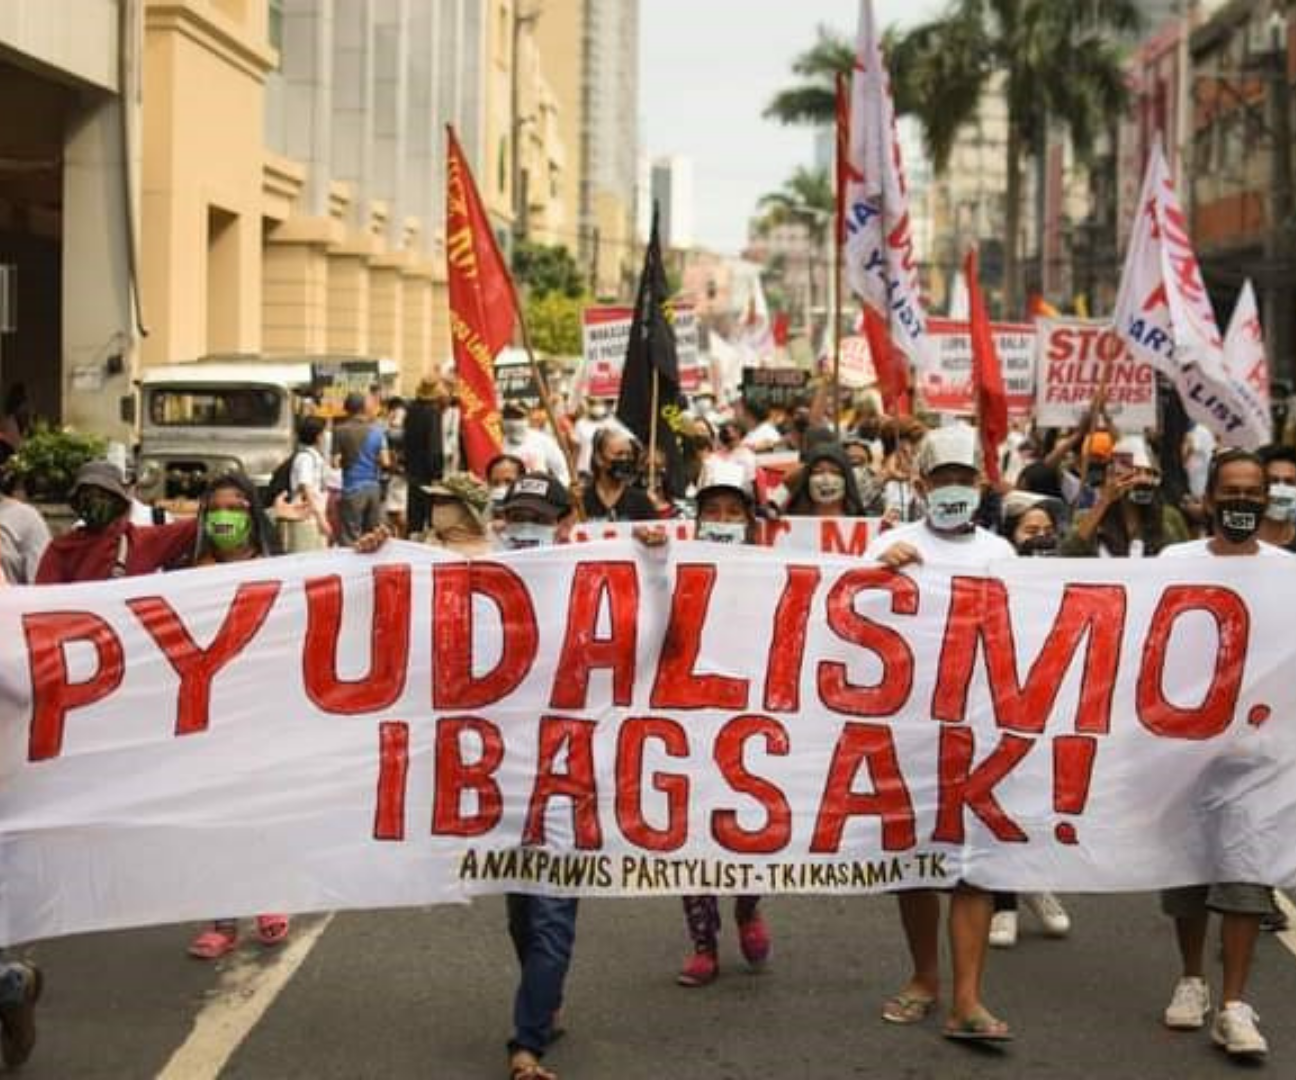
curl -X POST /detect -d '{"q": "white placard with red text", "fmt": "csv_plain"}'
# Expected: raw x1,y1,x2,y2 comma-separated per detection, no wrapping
919,319,1035,416
581,305,701,397
2,543,1295,944
1034,317,1158,430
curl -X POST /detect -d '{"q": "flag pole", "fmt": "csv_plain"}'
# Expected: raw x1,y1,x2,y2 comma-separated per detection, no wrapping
647,367,661,496
832,72,848,434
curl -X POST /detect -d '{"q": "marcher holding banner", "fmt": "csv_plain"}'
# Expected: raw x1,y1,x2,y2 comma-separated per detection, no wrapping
1158,449,1287,1060
864,424,1016,1042
676,464,772,988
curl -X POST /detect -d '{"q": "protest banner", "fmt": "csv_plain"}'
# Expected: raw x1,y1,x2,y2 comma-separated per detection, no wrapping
838,336,877,389
568,517,882,556
1034,318,1157,430
310,360,380,417
493,348,543,407
581,305,701,398
741,368,810,409
3,543,1295,945
918,319,1035,416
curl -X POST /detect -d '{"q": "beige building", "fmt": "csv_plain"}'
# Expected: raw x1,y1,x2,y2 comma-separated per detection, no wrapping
1,0,577,439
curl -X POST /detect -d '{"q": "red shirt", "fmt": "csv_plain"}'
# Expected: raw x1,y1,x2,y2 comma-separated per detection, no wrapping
35,518,198,584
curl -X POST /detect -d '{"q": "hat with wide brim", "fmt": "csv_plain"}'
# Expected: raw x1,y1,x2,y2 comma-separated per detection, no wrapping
70,460,131,502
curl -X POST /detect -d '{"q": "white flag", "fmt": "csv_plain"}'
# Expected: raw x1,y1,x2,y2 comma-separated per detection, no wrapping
1221,280,1272,449
1112,146,1251,440
843,0,929,371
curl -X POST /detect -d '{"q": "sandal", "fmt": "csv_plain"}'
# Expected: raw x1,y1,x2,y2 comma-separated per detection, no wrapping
881,989,937,1024
508,1050,557,1080
943,1010,1014,1043
188,926,238,960
256,914,290,947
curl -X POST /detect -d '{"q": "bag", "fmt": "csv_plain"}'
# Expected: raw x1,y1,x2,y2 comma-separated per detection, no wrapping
263,451,300,508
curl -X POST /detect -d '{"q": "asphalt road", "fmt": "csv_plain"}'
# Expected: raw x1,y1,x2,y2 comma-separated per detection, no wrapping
14,891,1296,1079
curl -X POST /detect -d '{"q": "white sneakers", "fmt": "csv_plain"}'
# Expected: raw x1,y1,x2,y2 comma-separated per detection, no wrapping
987,893,1070,948
1164,976,1211,1029
1211,1001,1268,1058
1023,892,1071,937
988,911,1017,948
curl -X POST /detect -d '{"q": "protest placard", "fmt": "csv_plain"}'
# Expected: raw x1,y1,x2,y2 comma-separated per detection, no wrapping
1034,317,1157,430
918,319,1035,416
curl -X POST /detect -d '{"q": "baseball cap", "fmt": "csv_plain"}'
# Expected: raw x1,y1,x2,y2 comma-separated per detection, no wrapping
502,472,572,519
915,424,982,476
70,460,131,502
696,459,754,507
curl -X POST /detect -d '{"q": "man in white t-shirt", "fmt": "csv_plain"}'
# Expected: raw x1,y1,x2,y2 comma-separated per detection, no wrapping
1157,447,1286,1060
864,423,1016,1043
501,403,571,485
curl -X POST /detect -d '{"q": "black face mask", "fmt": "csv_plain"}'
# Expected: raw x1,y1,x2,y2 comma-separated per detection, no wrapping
1216,499,1265,544
607,460,638,484
1017,535,1059,558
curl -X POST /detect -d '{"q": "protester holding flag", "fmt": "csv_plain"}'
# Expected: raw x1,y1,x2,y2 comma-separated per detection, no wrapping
1158,448,1288,1060
864,424,1016,1042
1059,435,1188,558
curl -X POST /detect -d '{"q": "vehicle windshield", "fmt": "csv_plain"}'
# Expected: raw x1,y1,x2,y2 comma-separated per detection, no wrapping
147,386,284,428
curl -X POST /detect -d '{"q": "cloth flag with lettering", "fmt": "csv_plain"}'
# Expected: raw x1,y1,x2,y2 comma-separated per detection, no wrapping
1221,280,1272,449
843,0,929,375
1112,146,1250,442
445,125,514,474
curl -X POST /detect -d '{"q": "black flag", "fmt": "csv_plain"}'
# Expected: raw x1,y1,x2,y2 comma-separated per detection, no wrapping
617,204,686,498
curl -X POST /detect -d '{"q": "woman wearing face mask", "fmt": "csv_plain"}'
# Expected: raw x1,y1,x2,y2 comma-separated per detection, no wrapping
673,464,772,988
582,428,657,522
984,494,1074,950
186,473,291,959
422,472,496,555
1059,435,1188,558
783,444,866,518
1258,444,1296,552
485,454,527,517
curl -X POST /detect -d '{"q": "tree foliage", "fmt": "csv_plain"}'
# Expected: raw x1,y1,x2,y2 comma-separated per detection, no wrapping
525,290,584,357
512,241,585,299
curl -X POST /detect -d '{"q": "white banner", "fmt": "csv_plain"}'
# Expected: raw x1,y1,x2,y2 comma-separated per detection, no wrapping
1034,317,1158,430
1112,146,1250,440
1221,280,1272,450
3,544,1296,945
569,517,883,557
843,0,929,371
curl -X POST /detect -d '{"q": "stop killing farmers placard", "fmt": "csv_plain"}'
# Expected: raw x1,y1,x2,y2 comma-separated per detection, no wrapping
1035,317,1158,430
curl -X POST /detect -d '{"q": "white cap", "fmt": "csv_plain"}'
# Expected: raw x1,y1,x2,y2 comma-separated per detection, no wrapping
1113,434,1157,471
696,459,753,502
916,423,981,476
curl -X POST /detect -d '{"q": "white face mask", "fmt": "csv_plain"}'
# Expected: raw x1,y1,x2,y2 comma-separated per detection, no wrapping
808,473,846,505
1266,482,1296,522
503,420,528,444
696,520,747,544
489,484,510,507
588,404,608,420
926,484,979,531
504,521,556,549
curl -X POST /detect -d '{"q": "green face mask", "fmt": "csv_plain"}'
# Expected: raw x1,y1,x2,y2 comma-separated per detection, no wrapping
75,490,126,531
204,508,253,552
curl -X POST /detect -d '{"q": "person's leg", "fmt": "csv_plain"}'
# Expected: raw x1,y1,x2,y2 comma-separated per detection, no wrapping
509,897,579,1060
1174,913,1209,978
507,893,531,966
407,481,430,535
948,886,1002,1028
338,490,363,546
0,957,41,1069
1161,887,1212,1029
362,486,382,535
678,897,721,986
734,896,770,966
992,892,1017,912
1219,912,1261,1002
989,891,1018,948
895,889,941,998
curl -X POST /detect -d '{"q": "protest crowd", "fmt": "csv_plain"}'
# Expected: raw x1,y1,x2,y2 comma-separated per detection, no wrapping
2,4,1295,1078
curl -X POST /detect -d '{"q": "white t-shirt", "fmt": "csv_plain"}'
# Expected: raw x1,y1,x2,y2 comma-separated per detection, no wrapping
290,446,327,503
864,518,1016,567
1160,538,1292,560
742,421,781,452
505,428,572,485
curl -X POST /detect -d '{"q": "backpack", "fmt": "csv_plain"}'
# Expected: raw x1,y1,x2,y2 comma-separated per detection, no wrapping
263,451,300,508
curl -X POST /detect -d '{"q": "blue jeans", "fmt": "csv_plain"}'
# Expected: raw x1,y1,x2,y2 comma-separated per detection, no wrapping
506,894,579,1057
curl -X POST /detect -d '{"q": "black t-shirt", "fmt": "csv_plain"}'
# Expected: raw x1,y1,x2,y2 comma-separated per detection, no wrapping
582,483,658,522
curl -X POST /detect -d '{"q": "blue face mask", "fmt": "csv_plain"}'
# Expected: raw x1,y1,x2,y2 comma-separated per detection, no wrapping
926,485,979,532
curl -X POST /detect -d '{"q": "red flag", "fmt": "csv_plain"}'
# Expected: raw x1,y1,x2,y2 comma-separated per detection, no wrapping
445,125,515,475
965,246,1007,482
861,306,911,416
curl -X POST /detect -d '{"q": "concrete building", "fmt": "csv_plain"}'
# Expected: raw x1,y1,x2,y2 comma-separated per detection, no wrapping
0,0,138,440
533,0,639,299
651,154,694,249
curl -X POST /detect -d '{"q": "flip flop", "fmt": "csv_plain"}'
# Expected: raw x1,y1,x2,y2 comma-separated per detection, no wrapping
508,1051,557,1080
943,1011,1014,1043
256,914,290,947
881,990,937,1024
188,927,238,960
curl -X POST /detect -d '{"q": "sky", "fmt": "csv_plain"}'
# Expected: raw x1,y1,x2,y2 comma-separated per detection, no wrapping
640,0,946,255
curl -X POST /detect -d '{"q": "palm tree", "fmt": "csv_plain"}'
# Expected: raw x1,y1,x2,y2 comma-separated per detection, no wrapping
762,26,854,127
755,167,835,324
766,2,1140,314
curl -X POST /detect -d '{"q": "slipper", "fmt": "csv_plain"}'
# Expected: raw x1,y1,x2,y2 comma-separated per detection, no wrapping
256,914,290,947
188,927,238,960
943,1011,1014,1043
508,1051,557,1080
881,990,937,1024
